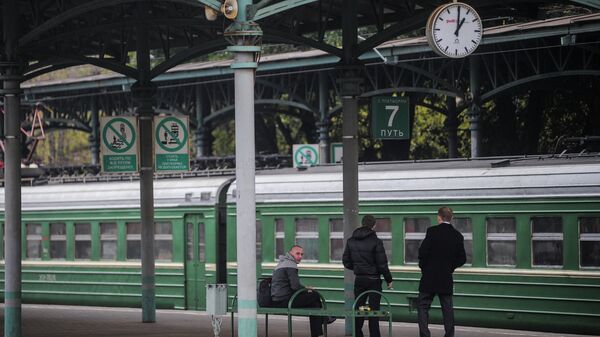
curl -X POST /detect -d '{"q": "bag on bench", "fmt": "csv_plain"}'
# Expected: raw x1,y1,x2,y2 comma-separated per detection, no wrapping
257,277,273,307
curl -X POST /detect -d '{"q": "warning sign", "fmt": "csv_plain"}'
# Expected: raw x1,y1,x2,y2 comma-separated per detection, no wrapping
101,116,138,173
293,144,319,168
154,116,190,172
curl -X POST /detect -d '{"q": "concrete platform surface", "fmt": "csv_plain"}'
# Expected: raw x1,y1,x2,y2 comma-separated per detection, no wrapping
0,304,595,337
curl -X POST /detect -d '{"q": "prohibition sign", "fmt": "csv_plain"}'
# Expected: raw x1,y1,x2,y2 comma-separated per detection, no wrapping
155,117,188,152
294,145,319,167
102,117,136,154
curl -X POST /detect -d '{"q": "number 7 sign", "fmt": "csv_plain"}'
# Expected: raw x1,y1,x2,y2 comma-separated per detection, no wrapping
371,96,410,139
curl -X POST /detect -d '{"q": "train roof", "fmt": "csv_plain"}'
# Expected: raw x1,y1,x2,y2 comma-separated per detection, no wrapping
1,155,599,211
0,175,233,211
230,155,600,203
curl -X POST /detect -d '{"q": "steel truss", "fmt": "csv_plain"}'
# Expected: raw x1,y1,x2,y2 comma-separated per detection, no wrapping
18,26,600,158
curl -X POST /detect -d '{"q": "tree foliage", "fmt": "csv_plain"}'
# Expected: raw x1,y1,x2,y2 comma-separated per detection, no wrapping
30,130,91,166
480,77,600,156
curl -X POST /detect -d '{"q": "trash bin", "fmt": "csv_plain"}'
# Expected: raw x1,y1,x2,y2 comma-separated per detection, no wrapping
206,283,228,315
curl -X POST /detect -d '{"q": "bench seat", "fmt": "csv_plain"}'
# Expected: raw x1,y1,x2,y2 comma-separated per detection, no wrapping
231,289,393,337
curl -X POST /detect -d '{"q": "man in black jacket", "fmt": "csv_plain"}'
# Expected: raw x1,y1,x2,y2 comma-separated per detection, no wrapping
417,207,466,337
343,215,393,337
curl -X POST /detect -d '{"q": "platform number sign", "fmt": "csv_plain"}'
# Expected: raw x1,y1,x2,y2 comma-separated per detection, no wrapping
371,96,410,139
154,116,190,172
100,116,138,173
293,144,319,168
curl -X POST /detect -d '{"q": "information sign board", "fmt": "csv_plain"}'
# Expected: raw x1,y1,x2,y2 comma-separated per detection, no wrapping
154,116,190,172
293,144,319,168
330,142,343,163
100,116,138,173
371,96,410,139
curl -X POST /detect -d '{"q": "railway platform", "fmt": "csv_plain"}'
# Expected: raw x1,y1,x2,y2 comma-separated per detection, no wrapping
0,304,593,337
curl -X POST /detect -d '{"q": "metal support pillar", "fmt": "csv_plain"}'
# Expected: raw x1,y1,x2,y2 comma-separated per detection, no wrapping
469,56,481,158
339,72,361,336
195,86,211,159
446,96,458,158
318,72,329,164
234,50,257,337
341,1,360,334
135,2,156,323
224,3,262,335
89,97,100,166
133,82,157,323
2,1,23,335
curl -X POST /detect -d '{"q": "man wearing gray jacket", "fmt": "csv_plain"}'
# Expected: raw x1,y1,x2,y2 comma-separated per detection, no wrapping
271,245,334,337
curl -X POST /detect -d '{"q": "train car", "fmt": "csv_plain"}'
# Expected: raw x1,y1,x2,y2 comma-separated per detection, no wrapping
0,175,234,310
1,155,599,334
226,156,600,335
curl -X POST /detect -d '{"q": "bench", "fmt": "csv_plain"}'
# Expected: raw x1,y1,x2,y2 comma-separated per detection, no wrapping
230,289,393,337
351,290,393,337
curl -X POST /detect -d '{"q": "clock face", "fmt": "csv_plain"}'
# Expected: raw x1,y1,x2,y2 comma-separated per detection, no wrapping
427,3,482,58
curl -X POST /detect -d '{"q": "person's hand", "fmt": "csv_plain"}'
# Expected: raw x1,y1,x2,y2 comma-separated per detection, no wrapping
387,281,393,290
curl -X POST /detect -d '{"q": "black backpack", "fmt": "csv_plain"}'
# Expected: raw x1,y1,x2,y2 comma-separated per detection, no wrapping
257,277,273,307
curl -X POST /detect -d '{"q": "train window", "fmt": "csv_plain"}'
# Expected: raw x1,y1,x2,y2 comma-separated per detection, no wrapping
186,223,193,260
100,223,117,260
50,223,66,259
187,222,206,261
405,217,431,264
75,223,92,260
256,220,262,262
376,218,392,262
531,217,563,267
275,218,285,260
295,218,318,262
329,218,344,261
0,222,3,260
579,217,600,267
26,223,42,259
486,217,516,266
126,222,142,260
154,222,173,261
454,218,473,265
198,222,206,261
187,222,206,262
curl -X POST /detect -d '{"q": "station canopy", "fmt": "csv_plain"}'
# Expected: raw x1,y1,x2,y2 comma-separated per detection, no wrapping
2,1,599,81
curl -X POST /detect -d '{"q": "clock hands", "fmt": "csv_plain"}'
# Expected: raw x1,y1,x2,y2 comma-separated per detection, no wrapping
454,17,466,36
454,6,466,37
455,6,461,36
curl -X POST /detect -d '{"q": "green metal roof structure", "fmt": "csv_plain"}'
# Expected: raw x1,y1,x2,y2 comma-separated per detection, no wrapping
2,2,600,337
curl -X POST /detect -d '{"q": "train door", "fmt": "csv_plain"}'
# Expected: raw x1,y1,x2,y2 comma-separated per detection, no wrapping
184,214,206,310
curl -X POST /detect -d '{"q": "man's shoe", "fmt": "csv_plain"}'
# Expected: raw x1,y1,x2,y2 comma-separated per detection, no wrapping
326,316,337,324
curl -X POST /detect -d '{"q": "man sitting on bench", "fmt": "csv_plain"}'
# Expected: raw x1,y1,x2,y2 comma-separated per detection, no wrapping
271,245,335,337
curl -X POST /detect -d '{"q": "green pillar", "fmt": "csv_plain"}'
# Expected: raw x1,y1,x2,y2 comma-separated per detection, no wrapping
2,1,23,335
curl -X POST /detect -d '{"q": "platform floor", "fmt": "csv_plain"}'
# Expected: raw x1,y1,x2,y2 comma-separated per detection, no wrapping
0,304,595,337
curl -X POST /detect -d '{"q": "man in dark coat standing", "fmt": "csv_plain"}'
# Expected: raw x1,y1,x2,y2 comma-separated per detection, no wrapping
418,207,466,337
343,215,393,337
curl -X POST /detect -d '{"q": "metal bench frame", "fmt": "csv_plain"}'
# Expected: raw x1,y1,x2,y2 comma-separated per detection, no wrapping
230,288,393,337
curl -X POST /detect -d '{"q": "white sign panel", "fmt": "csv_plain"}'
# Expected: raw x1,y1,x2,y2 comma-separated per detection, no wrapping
330,142,343,163
154,116,190,172
100,116,138,173
293,144,319,168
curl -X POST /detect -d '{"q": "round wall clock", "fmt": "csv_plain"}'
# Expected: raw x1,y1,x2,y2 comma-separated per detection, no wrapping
426,2,483,58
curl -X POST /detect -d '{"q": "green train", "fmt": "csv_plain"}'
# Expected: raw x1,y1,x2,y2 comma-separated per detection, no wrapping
1,156,599,335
